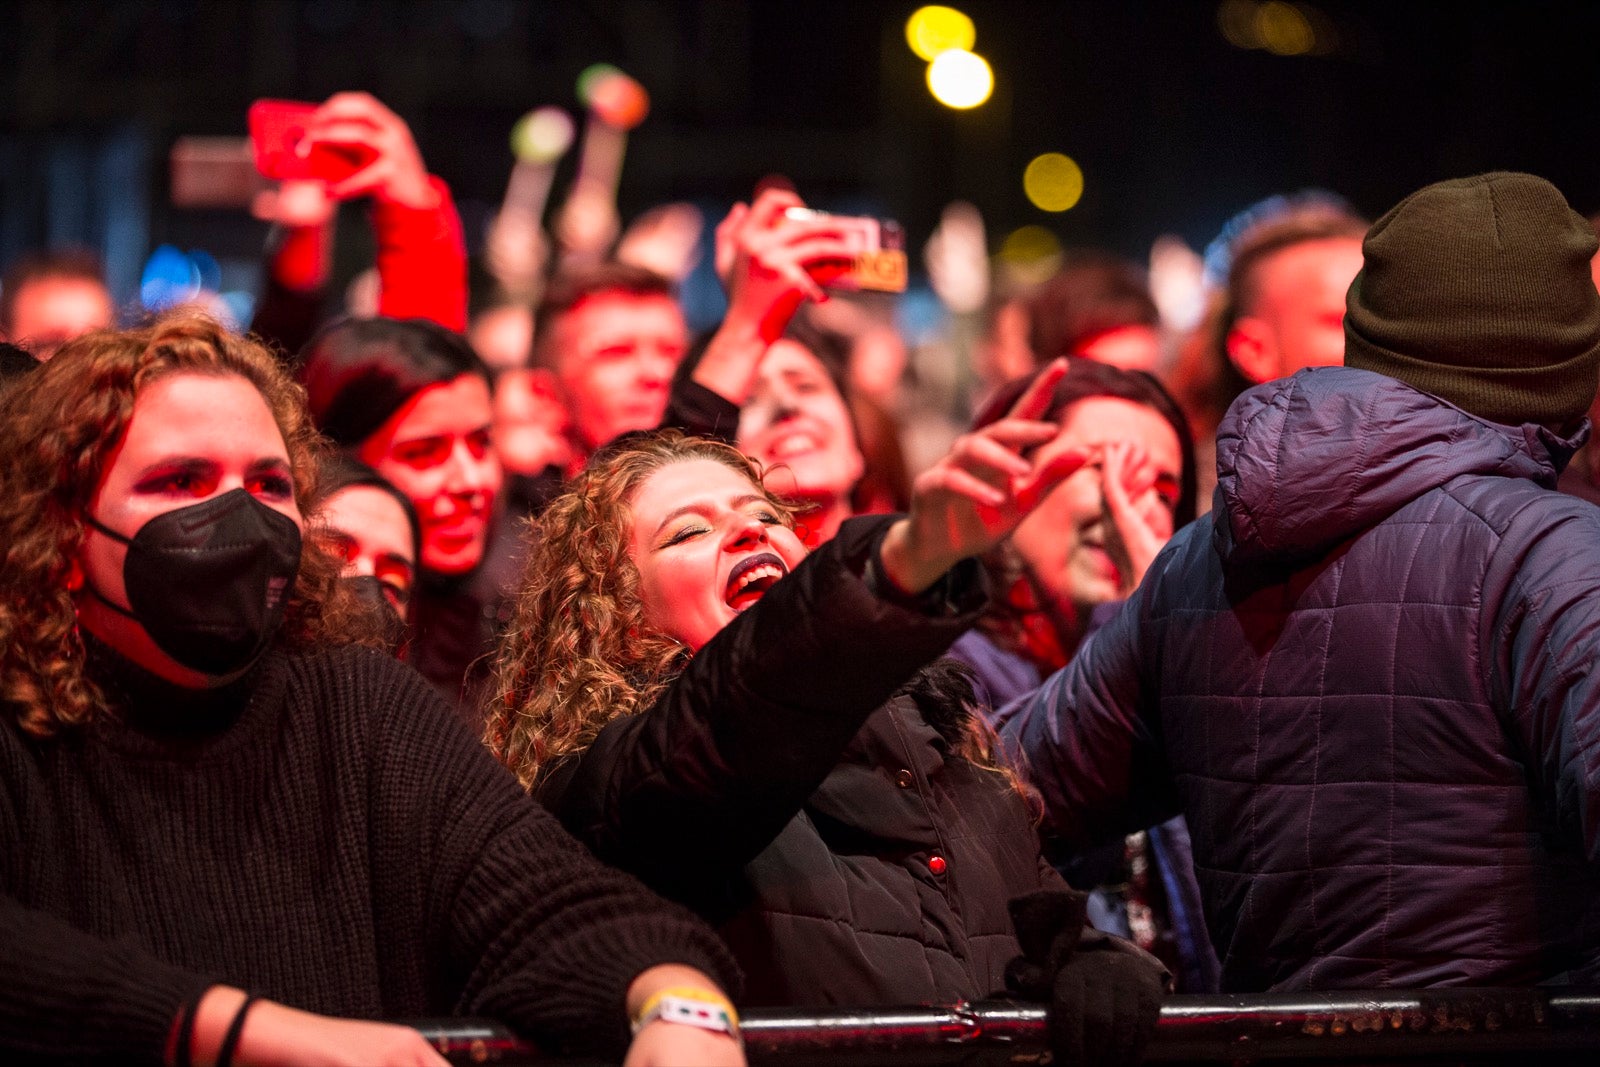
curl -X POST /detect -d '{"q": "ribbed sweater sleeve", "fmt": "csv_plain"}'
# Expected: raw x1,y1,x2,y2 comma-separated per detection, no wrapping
0,897,210,1064
358,649,741,1058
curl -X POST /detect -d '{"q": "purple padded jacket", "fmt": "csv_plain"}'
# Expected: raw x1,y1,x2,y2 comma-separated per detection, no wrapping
998,366,1600,992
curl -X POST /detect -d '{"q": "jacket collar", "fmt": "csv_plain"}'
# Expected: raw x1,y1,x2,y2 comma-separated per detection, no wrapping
1212,366,1589,565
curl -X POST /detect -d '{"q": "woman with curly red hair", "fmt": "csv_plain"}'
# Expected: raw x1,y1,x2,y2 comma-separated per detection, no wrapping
485,366,1169,1060
0,313,740,1067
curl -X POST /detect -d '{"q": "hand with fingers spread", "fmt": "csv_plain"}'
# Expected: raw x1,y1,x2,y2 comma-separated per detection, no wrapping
880,359,1089,594
302,92,437,209
1100,440,1176,592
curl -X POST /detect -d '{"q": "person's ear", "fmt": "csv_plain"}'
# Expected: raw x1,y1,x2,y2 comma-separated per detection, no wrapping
1225,315,1279,385
65,556,84,593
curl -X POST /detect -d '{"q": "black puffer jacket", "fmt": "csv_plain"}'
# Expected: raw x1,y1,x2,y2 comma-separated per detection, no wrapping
541,515,1062,1006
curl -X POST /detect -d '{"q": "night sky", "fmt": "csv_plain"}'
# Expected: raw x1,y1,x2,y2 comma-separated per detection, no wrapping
4,0,1599,289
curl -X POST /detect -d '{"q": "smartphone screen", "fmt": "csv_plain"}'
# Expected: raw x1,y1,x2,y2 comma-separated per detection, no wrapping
248,100,373,183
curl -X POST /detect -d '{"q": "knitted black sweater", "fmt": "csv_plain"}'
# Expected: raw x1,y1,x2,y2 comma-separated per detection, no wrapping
0,641,738,1064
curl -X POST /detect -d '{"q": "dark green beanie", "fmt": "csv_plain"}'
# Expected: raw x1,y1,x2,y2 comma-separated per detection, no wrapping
1344,171,1600,428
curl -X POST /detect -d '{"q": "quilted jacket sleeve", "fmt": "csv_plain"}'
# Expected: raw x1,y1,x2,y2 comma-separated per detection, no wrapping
541,515,986,904
1485,496,1600,864
996,568,1179,851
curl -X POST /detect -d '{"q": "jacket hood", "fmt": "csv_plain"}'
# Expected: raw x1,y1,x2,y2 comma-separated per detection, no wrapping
1213,366,1587,565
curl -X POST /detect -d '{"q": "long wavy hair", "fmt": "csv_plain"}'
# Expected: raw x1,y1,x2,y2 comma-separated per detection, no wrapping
486,430,796,788
0,312,373,738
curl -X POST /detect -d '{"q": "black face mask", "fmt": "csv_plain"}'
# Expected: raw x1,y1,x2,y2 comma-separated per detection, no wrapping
85,488,303,676
342,574,408,654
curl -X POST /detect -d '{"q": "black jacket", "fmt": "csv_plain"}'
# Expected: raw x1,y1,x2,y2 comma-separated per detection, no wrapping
541,515,1062,1006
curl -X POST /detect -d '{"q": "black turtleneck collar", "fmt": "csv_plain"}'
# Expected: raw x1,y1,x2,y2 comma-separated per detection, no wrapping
82,631,262,742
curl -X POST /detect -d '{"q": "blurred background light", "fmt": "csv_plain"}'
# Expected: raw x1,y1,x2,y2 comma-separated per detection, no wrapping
997,225,1064,287
1216,0,1260,48
1218,0,1326,56
575,63,623,107
1256,1,1315,55
926,49,993,109
139,244,200,312
510,107,576,163
905,6,976,61
1023,153,1084,212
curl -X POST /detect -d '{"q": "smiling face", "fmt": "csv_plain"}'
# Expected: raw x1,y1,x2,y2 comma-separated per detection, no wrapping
550,290,688,451
317,484,417,614
76,372,302,686
1009,396,1182,624
627,457,809,653
357,373,502,577
737,338,864,509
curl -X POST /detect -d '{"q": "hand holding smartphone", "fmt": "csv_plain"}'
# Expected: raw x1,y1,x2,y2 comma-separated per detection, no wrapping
248,99,376,184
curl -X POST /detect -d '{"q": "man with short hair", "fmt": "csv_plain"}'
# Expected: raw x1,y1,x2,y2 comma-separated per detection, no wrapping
1215,199,1368,390
1000,172,1600,992
0,249,114,359
531,262,688,466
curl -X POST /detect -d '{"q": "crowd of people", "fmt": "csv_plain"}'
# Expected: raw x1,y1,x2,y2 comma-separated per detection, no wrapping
3,89,1600,1066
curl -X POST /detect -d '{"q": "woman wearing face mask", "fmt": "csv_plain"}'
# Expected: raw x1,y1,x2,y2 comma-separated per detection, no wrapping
0,314,742,1067
484,371,1169,1060
299,316,513,718
313,453,421,654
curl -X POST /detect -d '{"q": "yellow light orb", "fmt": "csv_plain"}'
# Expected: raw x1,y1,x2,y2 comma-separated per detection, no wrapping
906,6,977,62
1216,0,1261,49
1255,1,1315,55
1023,153,1084,213
927,49,993,110
999,225,1062,263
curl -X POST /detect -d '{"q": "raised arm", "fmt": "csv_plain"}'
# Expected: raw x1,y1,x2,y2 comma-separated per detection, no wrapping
994,538,1184,852
302,92,468,331
555,364,1089,903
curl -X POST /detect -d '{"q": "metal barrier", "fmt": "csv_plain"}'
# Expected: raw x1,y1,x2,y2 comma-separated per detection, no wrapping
414,988,1600,1064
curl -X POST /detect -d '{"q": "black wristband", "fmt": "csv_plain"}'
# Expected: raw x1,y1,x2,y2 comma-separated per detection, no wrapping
215,995,260,1067
173,995,201,1067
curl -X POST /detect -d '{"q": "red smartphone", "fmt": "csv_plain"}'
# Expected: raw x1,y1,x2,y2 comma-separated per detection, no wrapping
248,99,374,183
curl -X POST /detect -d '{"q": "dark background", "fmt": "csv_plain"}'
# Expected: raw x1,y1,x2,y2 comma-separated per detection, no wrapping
4,0,1598,314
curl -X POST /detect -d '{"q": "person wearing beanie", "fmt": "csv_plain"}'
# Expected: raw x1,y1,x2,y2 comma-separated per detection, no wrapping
994,171,1600,992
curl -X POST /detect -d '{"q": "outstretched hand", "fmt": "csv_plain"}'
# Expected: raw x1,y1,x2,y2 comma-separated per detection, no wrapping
879,359,1086,594
302,92,437,209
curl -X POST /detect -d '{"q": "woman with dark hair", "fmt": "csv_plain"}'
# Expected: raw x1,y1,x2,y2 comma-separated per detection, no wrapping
951,359,1197,712
663,188,911,544
313,452,421,652
0,313,742,1066
298,315,513,714
946,358,1217,994
484,376,1168,1062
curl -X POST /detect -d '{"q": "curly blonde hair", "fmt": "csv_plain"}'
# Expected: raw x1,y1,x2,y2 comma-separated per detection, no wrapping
485,430,795,788
0,312,373,738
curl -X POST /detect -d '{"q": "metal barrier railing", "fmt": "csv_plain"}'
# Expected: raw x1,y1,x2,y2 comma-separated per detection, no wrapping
414,988,1600,1064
